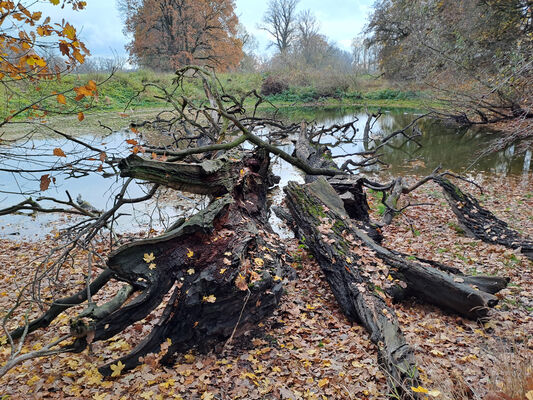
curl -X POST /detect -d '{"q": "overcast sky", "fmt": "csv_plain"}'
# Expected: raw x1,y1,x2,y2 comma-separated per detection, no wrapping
38,0,374,60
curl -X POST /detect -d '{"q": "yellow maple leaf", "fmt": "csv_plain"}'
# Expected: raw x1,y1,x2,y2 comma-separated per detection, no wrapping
318,378,329,387
93,393,106,400
110,360,125,377
525,390,533,400
56,94,66,104
187,268,195,275
148,263,156,270
186,248,194,258
254,258,264,267
201,392,214,400
143,253,155,263
140,391,154,400
219,268,227,274
203,295,216,303
184,354,195,363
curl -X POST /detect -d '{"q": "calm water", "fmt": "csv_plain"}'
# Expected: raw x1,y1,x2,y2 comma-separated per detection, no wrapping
1,107,530,238
267,106,532,176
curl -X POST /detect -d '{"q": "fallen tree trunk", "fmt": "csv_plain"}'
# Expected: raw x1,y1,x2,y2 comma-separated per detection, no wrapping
284,178,419,395
91,151,291,374
291,123,507,320
435,176,533,261
284,177,509,396
15,151,290,375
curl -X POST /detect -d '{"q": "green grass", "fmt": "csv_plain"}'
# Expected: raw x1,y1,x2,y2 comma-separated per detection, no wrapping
0,69,431,127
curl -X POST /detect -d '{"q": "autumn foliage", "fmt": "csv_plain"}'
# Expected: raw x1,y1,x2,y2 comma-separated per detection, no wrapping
121,0,243,71
0,0,95,125
0,0,89,81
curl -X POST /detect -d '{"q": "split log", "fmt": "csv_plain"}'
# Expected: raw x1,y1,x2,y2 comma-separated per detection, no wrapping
435,176,533,261
284,178,510,395
284,178,419,394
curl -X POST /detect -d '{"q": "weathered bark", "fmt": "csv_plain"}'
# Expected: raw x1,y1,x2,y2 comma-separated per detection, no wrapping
293,121,339,184
284,178,419,394
89,151,289,375
294,123,383,243
284,178,509,396
435,177,533,261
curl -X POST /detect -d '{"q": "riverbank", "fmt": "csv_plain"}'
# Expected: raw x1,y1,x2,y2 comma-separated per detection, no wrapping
0,70,430,131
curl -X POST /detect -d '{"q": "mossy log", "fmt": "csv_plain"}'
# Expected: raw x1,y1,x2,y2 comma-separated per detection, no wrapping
284,178,509,396
284,178,419,394
435,177,533,261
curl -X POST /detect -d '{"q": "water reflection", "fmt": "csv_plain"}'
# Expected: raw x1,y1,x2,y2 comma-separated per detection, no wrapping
267,106,531,176
1,107,530,239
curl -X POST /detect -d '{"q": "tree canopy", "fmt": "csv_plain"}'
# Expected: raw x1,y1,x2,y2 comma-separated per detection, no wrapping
120,0,243,71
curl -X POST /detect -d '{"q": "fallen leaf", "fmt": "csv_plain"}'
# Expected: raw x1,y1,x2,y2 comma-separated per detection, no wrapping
143,253,155,263
203,295,216,303
110,360,125,377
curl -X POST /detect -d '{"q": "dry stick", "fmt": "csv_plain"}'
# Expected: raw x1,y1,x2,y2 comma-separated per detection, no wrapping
9,269,114,339
223,289,251,351
0,334,72,379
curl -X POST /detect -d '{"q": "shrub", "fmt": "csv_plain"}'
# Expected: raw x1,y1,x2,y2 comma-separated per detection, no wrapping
261,76,289,96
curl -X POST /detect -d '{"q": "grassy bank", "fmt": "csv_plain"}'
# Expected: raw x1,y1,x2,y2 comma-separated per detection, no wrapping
0,70,431,131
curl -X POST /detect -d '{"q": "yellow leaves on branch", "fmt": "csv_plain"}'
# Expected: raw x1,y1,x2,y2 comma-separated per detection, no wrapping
62,23,76,40
73,80,97,101
0,1,90,84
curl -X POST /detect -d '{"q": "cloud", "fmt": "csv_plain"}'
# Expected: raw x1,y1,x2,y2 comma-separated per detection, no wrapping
38,0,129,59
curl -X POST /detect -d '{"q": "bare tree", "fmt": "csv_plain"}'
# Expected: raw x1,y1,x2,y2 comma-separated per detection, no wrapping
296,9,320,64
260,0,299,53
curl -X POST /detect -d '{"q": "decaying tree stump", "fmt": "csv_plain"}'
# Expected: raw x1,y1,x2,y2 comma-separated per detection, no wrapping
11,150,291,376
94,150,292,375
